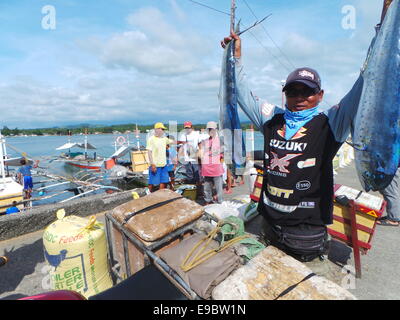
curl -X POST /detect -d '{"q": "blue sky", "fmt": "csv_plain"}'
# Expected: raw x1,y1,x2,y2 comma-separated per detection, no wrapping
0,0,383,129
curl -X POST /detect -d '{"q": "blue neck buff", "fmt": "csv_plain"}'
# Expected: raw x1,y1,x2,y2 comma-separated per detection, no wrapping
284,106,319,140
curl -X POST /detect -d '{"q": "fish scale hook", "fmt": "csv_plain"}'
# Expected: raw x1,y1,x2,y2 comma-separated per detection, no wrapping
345,141,367,151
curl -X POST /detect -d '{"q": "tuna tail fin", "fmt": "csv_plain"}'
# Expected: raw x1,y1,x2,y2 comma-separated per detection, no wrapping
236,19,241,33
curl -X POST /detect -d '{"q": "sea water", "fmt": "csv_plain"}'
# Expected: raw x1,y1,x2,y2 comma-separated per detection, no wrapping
5,131,264,206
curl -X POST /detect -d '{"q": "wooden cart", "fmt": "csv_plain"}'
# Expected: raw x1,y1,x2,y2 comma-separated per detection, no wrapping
104,189,207,299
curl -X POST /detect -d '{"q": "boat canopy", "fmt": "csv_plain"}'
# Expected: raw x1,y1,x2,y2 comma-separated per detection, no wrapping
3,157,34,167
110,146,133,159
56,142,97,151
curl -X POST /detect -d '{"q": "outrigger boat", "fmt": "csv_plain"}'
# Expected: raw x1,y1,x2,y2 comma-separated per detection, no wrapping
55,134,104,170
31,169,122,204
104,129,150,186
1,133,124,213
0,132,24,214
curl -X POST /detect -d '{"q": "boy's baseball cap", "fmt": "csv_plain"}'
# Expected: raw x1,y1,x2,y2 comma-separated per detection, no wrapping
282,67,321,91
154,122,166,129
184,121,192,128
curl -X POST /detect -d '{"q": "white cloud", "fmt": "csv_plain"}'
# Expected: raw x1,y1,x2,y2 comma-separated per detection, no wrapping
0,0,386,129
0,4,223,128
93,7,209,77
232,0,382,110
169,0,187,21
99,30,196,75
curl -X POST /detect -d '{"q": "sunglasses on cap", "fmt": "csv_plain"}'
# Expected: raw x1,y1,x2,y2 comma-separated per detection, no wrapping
285,87,320,98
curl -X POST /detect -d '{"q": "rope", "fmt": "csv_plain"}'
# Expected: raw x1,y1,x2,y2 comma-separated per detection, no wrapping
180,220,250,272
240,0,334,109
241,0,296,70
78,215,99,235
123,196,183,224
186,0,231,16
4,143,37,161
273,273,316,300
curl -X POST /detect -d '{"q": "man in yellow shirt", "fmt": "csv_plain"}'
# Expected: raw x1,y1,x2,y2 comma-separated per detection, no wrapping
147,122,172,192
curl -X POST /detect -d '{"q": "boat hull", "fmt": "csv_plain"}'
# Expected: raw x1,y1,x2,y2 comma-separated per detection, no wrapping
65,160,104,171
0,177,24,214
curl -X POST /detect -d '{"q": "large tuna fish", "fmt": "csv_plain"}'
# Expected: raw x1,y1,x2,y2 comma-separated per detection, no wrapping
219,34,246,169
353,0,400,192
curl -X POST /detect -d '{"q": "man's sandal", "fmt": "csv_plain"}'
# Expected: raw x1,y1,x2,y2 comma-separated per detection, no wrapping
377,219,399,227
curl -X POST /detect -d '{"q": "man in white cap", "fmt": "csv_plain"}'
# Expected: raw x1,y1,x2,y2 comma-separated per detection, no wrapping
198,121,224,204
177,121,202,186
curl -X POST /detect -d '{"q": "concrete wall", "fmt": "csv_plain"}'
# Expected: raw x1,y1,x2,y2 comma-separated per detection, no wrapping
0,188,146,241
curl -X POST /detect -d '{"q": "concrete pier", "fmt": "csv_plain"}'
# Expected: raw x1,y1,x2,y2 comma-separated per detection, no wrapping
0,162,399,300
0,188,146,241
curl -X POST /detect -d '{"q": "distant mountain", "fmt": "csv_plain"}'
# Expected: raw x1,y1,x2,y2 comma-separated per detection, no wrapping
65,123,92,129
5,119,256,133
